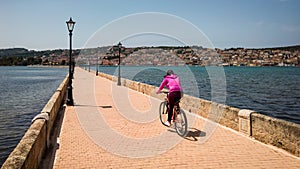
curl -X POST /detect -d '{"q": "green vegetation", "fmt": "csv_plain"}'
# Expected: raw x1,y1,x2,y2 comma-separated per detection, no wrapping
0,48,78,66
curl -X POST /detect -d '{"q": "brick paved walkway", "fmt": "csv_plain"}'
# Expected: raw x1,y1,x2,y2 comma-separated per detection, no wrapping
53,68,300,168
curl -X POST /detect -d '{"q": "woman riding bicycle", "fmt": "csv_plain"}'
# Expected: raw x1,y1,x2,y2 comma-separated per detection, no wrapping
157,70,183,127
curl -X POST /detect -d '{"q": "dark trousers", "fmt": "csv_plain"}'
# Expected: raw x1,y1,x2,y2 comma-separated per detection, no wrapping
167,91,182,122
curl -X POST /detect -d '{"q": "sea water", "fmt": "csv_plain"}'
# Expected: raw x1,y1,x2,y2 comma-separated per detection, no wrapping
0,66,67,166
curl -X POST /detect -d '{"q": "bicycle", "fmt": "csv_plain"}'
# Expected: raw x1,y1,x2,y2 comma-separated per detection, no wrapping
159,90,188,137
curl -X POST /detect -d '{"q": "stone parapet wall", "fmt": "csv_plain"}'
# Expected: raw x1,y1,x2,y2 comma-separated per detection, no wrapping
1,75,69,169
1,118,47,169
251,113,300,157
41,76,68,148
98,71,300,157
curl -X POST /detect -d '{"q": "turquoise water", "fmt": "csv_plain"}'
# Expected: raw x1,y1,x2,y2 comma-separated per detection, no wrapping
0,66,67,166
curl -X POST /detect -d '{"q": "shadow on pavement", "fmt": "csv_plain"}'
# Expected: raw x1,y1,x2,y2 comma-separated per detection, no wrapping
39,105,66,169
74,104,112,108
184,128,206,141
167,127,205,141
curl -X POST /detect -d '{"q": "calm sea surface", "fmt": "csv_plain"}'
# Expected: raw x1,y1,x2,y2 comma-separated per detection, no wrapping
1,65,300,166
0,66,67,166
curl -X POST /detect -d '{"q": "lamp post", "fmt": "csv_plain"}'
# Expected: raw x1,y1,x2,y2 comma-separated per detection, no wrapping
72,59,75,78
66,17,75,106
117,42,122,86
96,57,99,76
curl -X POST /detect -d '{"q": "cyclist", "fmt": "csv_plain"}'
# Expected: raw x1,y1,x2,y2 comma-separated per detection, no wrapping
157,70,183,127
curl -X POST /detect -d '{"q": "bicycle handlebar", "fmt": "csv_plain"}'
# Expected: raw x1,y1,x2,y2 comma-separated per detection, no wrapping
161,89,169,94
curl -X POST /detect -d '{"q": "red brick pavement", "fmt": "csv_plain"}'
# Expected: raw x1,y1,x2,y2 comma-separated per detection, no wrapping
53,68,300,168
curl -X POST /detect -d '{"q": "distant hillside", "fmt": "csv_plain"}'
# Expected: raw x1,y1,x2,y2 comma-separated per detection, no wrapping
263,45,300,52
0,48,69,66
0,48,69,58
0,48,30,57
224,45,300,52
0,44,299,66
1,45,299,57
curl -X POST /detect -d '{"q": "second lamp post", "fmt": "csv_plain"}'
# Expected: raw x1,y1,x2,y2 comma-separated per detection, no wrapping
66,17,75,106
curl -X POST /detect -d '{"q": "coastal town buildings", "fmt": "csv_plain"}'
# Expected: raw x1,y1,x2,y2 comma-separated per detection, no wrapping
95,46,299,67
1,46,299,66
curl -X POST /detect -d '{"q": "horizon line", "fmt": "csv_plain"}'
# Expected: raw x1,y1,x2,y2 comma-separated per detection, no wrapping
1,44,300,51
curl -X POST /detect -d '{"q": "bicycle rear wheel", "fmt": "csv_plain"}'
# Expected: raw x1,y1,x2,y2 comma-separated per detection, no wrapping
159,101,169,126
174,109,188,137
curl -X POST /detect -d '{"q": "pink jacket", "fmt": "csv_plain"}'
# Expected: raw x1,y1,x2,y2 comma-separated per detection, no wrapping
157,74,182,93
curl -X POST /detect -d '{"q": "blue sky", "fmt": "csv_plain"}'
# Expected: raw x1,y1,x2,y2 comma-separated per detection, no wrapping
0,0,299,50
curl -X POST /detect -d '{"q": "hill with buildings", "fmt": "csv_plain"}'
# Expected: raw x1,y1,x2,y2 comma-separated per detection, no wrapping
0,45,299,66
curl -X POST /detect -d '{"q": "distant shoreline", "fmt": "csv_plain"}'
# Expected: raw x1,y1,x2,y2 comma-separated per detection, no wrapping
1,45,299,66
27,65,68,68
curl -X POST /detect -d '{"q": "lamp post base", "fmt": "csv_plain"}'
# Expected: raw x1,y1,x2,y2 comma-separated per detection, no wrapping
66,99,74,106
66,86,74,106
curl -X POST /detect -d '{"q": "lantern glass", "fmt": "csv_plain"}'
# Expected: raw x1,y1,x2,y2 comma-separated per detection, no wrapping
66,17,75,32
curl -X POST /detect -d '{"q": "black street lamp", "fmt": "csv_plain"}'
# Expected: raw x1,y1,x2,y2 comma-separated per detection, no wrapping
96,57,99,76
66,17,75,106
117,42,122,86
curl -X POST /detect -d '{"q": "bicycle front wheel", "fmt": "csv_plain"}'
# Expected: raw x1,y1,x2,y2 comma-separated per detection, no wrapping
159,101,168,126
174,109,188,137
